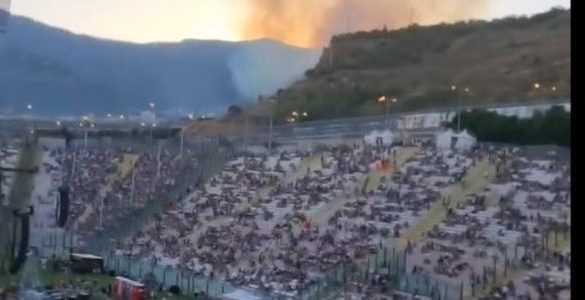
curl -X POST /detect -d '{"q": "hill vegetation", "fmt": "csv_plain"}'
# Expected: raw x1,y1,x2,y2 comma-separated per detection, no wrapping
450,106,570,146
267,8,570,123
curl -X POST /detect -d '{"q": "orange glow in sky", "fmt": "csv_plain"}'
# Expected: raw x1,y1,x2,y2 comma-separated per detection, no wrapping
10,0,570,48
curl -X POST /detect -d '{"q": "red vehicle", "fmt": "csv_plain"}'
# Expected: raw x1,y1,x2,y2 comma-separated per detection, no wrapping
112,276,146,300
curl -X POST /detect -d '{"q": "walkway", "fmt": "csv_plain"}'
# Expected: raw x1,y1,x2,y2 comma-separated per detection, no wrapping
309,147,418,227
398,158,495,247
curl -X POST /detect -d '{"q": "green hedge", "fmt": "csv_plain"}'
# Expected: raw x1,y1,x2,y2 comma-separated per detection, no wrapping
448,105,570,146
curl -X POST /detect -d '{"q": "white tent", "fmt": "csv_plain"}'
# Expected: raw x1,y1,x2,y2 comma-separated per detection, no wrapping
221,289,263,300
455,129,477,150
364,130,394,146
436,129,456,150
436,129,477,151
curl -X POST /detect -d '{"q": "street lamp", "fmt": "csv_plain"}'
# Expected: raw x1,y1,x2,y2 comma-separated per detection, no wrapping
25,104,34,137
180,113,195,157
377,96,396,130
149,123,157,142
79,116,92,148
148,102,157,144
451,85,470,133
533,82,541,89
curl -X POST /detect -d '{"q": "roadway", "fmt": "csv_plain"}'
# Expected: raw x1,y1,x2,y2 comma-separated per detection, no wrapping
0,99,570,142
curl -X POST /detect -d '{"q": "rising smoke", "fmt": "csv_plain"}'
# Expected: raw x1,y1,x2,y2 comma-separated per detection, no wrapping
240,0,489,48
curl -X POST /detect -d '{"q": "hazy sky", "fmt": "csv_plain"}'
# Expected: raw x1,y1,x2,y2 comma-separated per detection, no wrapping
10,0,570,47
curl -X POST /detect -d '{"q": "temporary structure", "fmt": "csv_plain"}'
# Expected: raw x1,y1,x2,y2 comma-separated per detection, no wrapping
436,129,477,151
455,129,477,150
436,129,456,150
364,130,394,146
221,289,263,300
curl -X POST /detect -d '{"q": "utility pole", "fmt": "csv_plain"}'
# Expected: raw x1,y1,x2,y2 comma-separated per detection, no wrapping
180,126,185,157
457,90,462,132
70,146,77,180
385,99,390,130
99,197,104,230
83,128,88,148
244,115,250,152
268,114,274,154
452,86,468,133
155,141,161,180
130,167,136,203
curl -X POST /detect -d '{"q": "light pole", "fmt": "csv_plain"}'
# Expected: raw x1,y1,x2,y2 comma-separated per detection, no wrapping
150,123,156,145
286,110,308,135
268,113,274,154
244,114,250,152
80,115,91,148
25,104,33,141
99,196,104,231
451,86,470,133
149,101,156,144
130,167,136,204
181,113,193,157
378,96,396,130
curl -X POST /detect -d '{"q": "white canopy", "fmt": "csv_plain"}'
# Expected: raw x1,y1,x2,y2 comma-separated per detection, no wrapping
455,129,477,150
221,289,263,300
436,129,477,151
364,129,394,146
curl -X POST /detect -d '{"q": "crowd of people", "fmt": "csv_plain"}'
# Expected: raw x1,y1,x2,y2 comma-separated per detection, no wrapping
113,142,482,297
42,143,199,248
400,146,571,299
1,136,571,299
0,142,18,206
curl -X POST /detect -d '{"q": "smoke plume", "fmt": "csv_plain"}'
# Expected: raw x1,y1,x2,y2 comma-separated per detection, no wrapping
241,0,489,48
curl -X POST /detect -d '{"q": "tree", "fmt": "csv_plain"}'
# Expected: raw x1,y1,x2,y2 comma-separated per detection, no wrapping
449,107,570,146
227,105,243,117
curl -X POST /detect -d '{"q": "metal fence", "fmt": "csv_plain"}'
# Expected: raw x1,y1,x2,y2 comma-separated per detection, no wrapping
16,137,227,256
29,228,543,300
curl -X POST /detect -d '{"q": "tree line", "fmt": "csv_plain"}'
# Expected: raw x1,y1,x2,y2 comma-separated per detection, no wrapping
448,105,570,146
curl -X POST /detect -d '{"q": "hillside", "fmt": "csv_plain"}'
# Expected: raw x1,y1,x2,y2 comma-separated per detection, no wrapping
268,8,570,122
0,16,320,117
